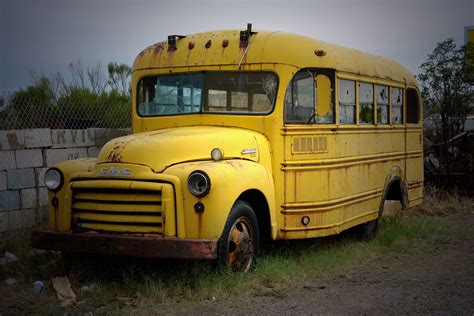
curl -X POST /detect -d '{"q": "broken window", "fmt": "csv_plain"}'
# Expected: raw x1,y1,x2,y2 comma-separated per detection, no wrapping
339,79,356,124
391,87,403,125
284,69,335,124
359,82,374,124
376,85,389,124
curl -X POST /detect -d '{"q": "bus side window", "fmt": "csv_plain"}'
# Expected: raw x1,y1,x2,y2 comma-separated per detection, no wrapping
391,87,403,125
376,85,389,124
406,88,420,124
339,79,356,124
359,82,374,124
284,70,334,124
284,72,314,122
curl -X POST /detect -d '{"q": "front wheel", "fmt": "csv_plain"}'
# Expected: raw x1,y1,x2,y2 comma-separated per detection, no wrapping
217,200,259,272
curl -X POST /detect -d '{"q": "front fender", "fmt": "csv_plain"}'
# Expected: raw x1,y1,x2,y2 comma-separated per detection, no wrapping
164,159,276,239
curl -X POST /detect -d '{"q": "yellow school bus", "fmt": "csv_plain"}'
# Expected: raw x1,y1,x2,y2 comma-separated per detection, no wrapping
32,25,423,272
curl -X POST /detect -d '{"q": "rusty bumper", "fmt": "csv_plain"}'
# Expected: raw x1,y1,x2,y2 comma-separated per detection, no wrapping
31,230,217,260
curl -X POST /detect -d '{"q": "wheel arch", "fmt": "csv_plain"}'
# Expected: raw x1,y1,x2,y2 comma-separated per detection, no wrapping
237,189,272,243
381,166,409,215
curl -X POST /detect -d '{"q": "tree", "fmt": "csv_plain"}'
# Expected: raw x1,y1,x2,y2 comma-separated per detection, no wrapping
64,60,108,96
418,38,474,187
87,62,108,95
4,60,131,129
108,62,131,97
6,77,55,128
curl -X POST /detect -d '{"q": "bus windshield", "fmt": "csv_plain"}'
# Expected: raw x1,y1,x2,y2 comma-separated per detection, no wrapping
137,72,278,116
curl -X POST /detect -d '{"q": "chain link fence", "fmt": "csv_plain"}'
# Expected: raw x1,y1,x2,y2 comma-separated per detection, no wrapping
0,92,132,236
0,92,131,130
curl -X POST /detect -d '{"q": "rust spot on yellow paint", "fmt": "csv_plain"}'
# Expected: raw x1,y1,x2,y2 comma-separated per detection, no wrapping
105,144,123,163
154,42,164,51
104,138,133,163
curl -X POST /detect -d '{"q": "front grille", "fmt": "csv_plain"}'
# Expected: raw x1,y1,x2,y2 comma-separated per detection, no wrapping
71,180,173,234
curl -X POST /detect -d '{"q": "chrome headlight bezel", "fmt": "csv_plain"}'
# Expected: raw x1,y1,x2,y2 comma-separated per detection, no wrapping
187,171,211,197
44,168,64,192
211,148,223,161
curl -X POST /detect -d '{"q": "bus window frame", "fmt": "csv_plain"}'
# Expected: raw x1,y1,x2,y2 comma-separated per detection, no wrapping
136,71,280,118
406,86,422,125
336,72,409,129
283,68,336,126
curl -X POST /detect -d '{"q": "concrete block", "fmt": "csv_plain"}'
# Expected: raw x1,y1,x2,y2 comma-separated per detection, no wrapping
7,169,35,190
8,209,35,230
45,148,88,166
0,212,7,232
0,171,6,191
35,167,48,187
44,147,88,167
0,130,25,151
51,129,95,148
38,187,49,207
0,151,16,170
94,128,131,146
21,188,37,209
0,191,20,211
15,149,43,168
87,146,102,158
36,206,49,226
24,128,52,148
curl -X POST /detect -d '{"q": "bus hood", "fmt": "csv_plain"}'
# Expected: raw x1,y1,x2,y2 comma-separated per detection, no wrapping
96,126,262,172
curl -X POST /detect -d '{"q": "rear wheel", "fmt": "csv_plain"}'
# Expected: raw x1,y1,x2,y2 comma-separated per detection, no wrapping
355,199,385,239
217,200,259,272
356,219,379,239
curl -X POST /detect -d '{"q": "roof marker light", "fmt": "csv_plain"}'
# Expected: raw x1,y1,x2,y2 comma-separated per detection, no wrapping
314,49,326,57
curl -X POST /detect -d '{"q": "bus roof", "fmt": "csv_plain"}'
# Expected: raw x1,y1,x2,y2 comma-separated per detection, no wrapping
133,30,417,85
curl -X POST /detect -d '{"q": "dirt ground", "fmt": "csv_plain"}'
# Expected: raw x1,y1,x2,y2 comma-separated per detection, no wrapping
1,212,473,315
161,212,474,315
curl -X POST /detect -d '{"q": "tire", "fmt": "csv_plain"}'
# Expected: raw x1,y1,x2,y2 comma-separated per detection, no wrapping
356,219,379,240
355,199,386,239
217,200,259,272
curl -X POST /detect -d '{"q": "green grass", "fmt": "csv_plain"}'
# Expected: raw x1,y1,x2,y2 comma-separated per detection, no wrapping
0,211,462,314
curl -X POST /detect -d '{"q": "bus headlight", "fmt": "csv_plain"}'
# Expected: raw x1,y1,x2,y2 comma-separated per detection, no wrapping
187,171,211,197
44,168,64,191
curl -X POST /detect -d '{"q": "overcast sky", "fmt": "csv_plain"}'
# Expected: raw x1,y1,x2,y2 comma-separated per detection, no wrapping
1,0,473,94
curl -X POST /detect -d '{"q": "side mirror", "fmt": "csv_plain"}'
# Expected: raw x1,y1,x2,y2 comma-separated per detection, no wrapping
315,75,331,117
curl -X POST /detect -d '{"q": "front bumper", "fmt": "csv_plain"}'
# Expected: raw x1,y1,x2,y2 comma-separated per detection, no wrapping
31,230,217,260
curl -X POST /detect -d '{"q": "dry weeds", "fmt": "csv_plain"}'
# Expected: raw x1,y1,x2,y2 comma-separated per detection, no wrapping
413,185,474,216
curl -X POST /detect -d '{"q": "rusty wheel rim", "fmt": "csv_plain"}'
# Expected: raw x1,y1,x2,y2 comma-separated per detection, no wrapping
226,216,255,272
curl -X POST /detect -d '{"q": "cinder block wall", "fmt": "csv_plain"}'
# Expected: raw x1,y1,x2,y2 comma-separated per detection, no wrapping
0,128,130,235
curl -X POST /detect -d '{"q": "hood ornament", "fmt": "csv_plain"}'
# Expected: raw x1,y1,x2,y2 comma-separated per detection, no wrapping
241,148,257,157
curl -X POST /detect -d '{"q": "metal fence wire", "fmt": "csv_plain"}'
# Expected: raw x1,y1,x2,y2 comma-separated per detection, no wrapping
0,93,131,130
